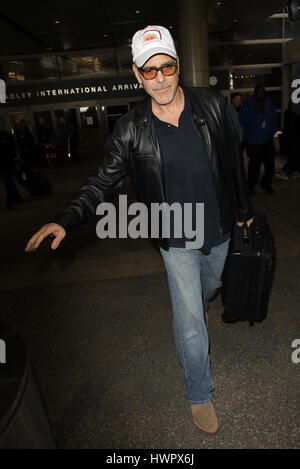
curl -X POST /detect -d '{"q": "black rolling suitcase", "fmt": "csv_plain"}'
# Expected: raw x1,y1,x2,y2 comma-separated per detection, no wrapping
221,213,275,326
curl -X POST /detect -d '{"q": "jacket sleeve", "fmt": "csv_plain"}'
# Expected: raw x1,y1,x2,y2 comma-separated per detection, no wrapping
52,117,130,233
221,97,253,222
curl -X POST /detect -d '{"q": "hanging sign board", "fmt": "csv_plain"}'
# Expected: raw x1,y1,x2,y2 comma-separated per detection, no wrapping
2,76,145,106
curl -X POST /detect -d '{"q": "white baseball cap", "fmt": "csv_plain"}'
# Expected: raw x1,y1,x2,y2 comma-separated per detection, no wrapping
131,25,177,68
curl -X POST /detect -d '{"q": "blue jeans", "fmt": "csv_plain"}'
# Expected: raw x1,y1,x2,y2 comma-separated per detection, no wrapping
160,239,230,405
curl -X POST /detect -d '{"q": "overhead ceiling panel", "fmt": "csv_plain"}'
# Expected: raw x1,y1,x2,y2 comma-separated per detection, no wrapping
0,15,46,54
0,0,294,57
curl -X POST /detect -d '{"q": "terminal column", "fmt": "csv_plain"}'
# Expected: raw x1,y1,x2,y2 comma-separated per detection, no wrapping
176,0,209,87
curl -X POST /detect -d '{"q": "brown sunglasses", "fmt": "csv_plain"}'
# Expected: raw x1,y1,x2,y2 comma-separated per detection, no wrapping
138,63,178,80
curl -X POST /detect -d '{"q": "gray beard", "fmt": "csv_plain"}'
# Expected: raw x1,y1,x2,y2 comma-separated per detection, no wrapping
152,89,177,106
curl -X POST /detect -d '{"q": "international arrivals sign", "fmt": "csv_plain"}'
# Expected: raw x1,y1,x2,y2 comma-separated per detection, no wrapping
1,76,145,106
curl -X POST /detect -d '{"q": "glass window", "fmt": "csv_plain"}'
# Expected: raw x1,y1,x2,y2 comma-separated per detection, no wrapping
231,43,282,66
57,50,116,78
80,106,99,130
1,56,58,83
0,49,120,83
209,43,282,68
79,106,104,152
230,67,282,90
106,105,128,133
117,46,133,75
33,111,55,144
7,112,32,135
233,17,283,41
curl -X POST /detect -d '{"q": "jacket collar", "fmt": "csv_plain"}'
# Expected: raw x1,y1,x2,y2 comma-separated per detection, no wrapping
183,86,206,124
134,95,152,129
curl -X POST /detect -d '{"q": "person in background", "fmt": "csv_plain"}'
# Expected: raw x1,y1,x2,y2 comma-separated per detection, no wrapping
0,128,21,210
37,116,53,144
276,103,300,180
16,119,37,169
229,92,243,145
36,116,57,165
239,85,278,195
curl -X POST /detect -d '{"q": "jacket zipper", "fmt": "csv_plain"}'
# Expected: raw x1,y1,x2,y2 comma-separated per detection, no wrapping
144,122,166,204
191,116,212,165
144,120,168,247
191,116,224,236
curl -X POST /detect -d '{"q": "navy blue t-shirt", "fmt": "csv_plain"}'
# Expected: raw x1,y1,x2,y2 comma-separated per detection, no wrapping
153,88,230,253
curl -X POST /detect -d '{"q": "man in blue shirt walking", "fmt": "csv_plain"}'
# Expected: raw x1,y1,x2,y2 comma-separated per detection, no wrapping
239,85,278,194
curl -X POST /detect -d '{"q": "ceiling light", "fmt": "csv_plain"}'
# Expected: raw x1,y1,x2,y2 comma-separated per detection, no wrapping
169,25,173,29
54,20,60,24
136,10,140,14
233,19,238,23
217,1,222,5
104,34,108,38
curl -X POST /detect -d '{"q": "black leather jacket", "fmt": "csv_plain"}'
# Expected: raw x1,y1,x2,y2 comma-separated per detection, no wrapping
53,86,252,249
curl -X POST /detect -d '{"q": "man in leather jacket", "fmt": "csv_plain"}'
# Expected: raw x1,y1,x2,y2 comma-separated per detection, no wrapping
25,25,253,435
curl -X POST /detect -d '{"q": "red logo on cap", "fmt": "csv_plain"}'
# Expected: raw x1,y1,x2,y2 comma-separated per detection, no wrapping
142,30,162,43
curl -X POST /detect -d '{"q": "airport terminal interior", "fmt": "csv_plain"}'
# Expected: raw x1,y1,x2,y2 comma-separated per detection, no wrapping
0,0,299,449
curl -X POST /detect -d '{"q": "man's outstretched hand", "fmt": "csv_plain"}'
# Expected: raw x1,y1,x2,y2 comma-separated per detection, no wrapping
25,223,66,252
